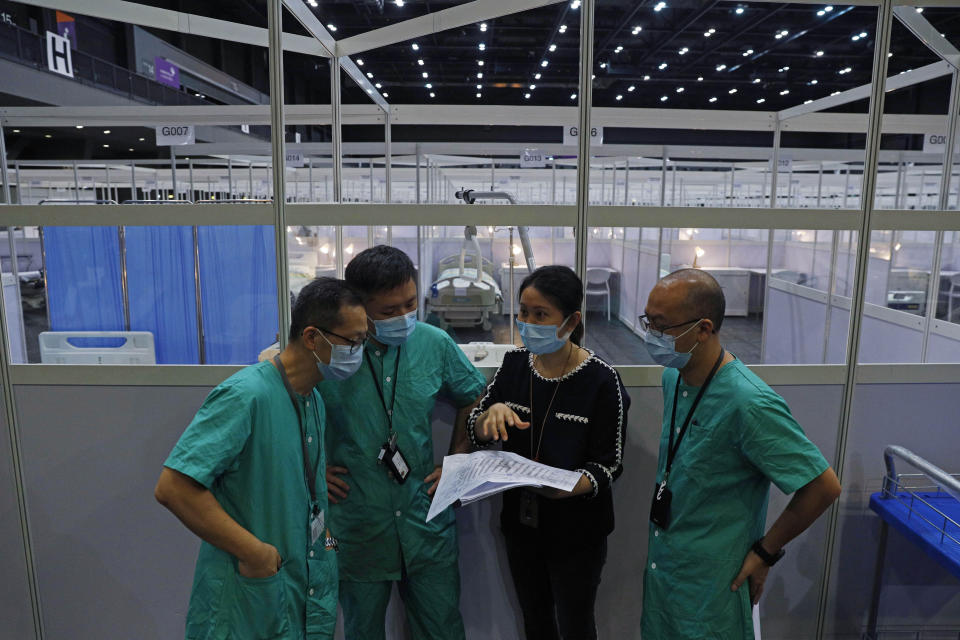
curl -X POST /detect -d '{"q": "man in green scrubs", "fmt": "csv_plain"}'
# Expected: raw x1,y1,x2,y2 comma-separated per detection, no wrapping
320,246,486,640
638,269,842,639
155,278,368,640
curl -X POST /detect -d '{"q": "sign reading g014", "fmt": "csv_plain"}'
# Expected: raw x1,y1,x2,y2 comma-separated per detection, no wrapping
563,125,603,146
155,125,196,146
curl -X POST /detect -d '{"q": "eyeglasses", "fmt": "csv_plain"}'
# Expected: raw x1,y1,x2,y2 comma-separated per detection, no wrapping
318,328,367,354
637,315,702,339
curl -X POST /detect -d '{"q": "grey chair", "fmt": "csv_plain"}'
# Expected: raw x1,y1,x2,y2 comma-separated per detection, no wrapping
585,268,611,322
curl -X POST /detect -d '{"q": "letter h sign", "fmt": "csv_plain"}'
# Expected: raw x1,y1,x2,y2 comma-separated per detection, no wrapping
46,31,74,78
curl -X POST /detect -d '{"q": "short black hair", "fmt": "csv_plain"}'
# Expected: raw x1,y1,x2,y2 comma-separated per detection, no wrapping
661,268,726,332
344,245,417,299
289,277,364,342
518,265,585,345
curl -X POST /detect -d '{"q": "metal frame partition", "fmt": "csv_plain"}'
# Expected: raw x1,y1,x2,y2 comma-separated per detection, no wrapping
2,1,960,639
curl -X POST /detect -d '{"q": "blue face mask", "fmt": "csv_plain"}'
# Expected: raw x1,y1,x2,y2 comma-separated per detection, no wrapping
640,320,702,369
516,316,573,355
373,310,418,346
314,333,363,381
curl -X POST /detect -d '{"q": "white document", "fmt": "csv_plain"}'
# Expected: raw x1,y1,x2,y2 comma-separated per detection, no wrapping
426,450,582,522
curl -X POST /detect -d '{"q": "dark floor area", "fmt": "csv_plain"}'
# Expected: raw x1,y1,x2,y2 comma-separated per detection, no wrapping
442,312,764,366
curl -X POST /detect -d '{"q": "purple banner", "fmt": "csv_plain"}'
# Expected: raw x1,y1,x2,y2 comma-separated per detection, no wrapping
55,10,77,50
154,57,180,89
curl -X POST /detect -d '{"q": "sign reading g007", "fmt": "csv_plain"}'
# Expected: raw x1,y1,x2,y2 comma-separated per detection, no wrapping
155,125,196,146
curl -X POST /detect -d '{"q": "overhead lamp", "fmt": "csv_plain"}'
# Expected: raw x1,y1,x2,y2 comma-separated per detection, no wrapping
632,26,642,35
774,29,788,40
810,79,818,85
476,93,482,98
698,76,703,81
525,93,531,99
395,0,404,6
825,5,833,11
412,43,420,51
366,72,374,78
357,59,364,66
541,60,549,67
128,148,134,152
729,88,738,94
659,62,668,70
44,133,51,138
716,64,727,71
831,91,841,96
735,7,744,14
780,89,789,95
778,66,790,72
616,94,623,101
422,72,429,78
480,23,487,31
75,125,84,129
859,31,867,38
477,84,482,89
327,24,337,31
570,93,577,99
615,45,623,53
530,84,536,90
660,95,668,102
103,129,111,134
804,99,813,104
817,9,825,16
753,78,761,84
103,143,110,148
654,1,667,11
535,73,542,80
477,72,483,78
628,85,636,91
11,129,19,133
743,49,753,56
375,83,382,89
852,34,861,41
479,43,486,51
430,92,436,98
709,96,718,102
366,89,372,94
426,83,432,88
644,75,651,81
916,6,923,12
816,50,824,56
570,0,581,9
676,87,685,93
679,47,688,55
418,59,424,65
550,44,558,52
560,25,568,34
600,62,607,69
756,98,765,104
383,92,389,97
478,60,485,66
138,137,145,141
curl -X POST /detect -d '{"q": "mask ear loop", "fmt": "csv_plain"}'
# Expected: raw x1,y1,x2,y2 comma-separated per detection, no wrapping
556,313,577,342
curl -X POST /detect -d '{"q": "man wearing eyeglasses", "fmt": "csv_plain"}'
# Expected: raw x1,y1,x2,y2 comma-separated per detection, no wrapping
638,269,841,640
317,245,487,640
155,277,368,640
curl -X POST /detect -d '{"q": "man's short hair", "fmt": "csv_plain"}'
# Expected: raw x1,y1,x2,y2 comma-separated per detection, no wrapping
344,245,417,299
289,277,363,342
661,268,726,332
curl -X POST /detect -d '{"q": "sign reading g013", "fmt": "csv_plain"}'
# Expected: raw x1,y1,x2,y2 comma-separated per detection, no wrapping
563,125,603,146
155,125,196,146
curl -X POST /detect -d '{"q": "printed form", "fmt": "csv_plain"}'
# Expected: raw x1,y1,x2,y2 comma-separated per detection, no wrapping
426,450,582,521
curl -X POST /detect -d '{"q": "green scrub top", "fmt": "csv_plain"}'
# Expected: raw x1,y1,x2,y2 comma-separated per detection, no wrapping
165,361,338,640
318,322,487,582
640,358,829,640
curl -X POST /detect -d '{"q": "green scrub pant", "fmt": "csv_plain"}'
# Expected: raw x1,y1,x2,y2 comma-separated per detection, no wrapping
339,562,465,640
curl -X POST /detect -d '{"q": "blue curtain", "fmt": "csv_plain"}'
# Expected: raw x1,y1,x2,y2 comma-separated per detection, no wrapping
45,227,125,343
124,227,199,364
198,226,279,364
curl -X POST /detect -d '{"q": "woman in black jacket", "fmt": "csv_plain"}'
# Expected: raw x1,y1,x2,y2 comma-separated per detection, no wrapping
467,265,630,640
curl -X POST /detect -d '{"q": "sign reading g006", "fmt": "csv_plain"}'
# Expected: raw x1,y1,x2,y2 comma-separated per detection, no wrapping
155,125,196,146
563,125,603,146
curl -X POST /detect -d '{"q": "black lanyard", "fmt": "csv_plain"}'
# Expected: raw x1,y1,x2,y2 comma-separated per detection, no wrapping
665,350,726,483
365,345,401,436
273,355,321,515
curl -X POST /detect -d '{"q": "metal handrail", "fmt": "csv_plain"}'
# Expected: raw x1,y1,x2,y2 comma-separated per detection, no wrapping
883,445,960,504
195,199,273,204
121,199,194,205
37,199,117,205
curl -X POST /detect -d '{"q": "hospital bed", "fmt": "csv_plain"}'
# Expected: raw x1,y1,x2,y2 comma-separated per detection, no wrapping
426,228,503,331
866,445,960,639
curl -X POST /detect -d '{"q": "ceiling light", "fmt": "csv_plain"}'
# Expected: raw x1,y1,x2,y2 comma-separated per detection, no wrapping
817,10,825,16
477,72,483,78
12,129,19,133
659,62,668,70
327,24,337,31
418,59,424,65
375,83,382,88
628,85,636,91
550,44,558,52
395,0,404,6
422,72,428,78
804,99,812,104
103,143,109,148
677,87,685,93
525,93,531,99
916,6,923,12
888,52,893,58
816,50,824,57
43,133,51,138
480,23,487,31
560,25,568,33
716,64,727,71
357,59,364,66
778,66,790,72
643,75,651,81
476,93,482,98
753,78,761,84
632,26,642,35
530,84,536,90
775,29,788,39
852,34,860,41
571,0,581,9
661,95,668,102
103,129,111,134
756,98,765,104
570,93,577,99
780,89,789,95
128,148,134,151
412,43,420,51
616,94,623,101
615,45,623,53
697,76,703,81
825,5,833,11
366,72,374,78
383,92,389,97
75,125,84,129
426,83,432,88
859,31,867,38
535,73,541,79
654,1,667,11
729,88,738,94
430,92,435,98
541,60,549,67
600,62,607,69
138,137,145,141
476,84,482,90
709,96,718,102
679,47,689,55
366,89,372,94
478,60,485,66
735,7,744,14
479,43,486,51
704,29,714,37
810,79,818,85
831,91,841,96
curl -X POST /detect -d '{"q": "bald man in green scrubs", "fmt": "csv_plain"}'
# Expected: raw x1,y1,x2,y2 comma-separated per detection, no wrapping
320,246,486,640
638,269,842,639
155,278,368,640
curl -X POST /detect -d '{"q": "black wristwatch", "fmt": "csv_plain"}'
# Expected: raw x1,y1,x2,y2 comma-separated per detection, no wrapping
751,538,785,566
